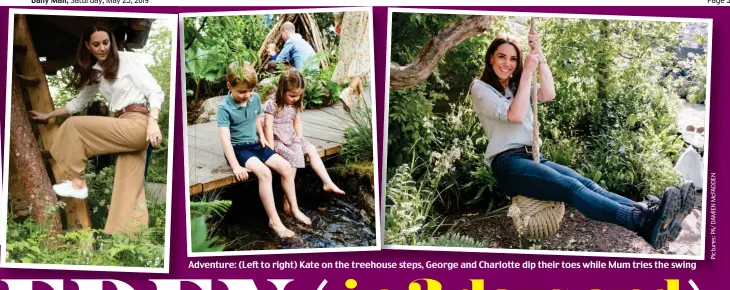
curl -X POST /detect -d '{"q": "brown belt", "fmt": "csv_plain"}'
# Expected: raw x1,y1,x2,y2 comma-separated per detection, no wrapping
115,104,149,118
497,146,534,157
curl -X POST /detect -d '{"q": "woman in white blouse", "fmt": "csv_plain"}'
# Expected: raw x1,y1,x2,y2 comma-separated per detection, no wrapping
29,24,164,235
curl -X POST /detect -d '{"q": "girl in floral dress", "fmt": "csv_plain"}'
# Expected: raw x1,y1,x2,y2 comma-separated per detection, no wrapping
264,69,346,213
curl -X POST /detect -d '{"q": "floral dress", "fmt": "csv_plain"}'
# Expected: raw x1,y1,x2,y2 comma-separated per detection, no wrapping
331,11,371,84
263,98,310,168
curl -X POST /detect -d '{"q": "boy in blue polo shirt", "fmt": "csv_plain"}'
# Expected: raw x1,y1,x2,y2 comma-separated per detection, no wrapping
217,62,311,239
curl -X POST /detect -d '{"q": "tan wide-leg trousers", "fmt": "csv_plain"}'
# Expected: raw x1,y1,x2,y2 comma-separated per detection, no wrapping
51,112,149,235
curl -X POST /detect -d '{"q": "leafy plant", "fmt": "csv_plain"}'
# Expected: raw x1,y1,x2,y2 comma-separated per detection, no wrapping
6,219,165,267
385,164,438,245
341,106,373,164
190,216,226,252
419,232,485,248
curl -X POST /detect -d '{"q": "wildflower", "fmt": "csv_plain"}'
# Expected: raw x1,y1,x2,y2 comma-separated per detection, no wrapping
619,145,626,154
609,140,616,146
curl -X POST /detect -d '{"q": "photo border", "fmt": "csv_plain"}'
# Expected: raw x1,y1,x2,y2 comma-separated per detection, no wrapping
381,7,712,261
180,6,382,257
1,8,178,274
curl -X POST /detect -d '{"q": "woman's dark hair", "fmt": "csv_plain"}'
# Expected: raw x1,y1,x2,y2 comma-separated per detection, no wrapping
88,100,109,116
275,68,305,113
69,24,120,90
479,34,523,96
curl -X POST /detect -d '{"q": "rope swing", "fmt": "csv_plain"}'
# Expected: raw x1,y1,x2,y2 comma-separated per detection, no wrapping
506,18,566,240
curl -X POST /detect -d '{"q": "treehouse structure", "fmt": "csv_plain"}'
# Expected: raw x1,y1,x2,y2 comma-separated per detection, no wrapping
8,14,154,232
257,13,329,72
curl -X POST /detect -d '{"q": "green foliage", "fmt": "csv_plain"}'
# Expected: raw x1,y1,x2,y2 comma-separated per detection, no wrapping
385,164,438,245
677,53,707,104
429,96,496,211
313,12,338,51
190,216,226,252
184,16,266,102
577,130,682,199
539,18,683,138
48,67,78,110
184,15,268,56
418,232,485,248
299,51,342,109
140,24,173,183
85,167,115,229
541,135,583,168
6,164,166,267
5,219,164,267
190,199,232,219
189,192,231,252
387,84,442,167
83,165,167,240
341,106,373,164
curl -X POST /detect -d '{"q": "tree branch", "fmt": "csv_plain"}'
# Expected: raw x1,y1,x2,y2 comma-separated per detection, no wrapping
185,17,208,51
389,15,494,90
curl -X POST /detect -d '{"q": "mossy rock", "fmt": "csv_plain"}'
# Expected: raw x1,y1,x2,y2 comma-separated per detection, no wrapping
327,162,373,183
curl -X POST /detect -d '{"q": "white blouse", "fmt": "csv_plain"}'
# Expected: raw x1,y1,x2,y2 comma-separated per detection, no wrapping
65,51,165,115
470,79,542,165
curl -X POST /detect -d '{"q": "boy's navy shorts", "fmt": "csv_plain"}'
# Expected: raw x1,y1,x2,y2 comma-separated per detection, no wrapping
232,141,277,166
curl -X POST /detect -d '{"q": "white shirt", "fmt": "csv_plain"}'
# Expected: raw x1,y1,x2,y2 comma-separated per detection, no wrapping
65,51,164,115
470,79,541,165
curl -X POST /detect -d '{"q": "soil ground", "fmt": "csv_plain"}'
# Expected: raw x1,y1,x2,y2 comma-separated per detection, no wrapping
439,191,703,256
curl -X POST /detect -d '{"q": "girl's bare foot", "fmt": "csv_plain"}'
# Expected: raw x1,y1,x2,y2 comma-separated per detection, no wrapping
324,183,346,195
269,222,295,238
291,210,312,225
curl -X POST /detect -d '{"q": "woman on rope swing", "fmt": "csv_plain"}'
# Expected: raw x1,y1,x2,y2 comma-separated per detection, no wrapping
469,27,695,249
28,24,165,236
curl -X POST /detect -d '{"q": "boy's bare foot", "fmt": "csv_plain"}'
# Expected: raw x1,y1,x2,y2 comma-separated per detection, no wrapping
269,222,295,239
324,183,346,195
291,210,312,225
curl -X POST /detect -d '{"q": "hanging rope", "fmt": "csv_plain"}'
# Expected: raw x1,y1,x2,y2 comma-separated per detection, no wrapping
507,18,566,240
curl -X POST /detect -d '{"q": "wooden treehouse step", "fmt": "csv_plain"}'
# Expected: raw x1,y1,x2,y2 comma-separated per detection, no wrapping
13,44,27,58
17,74,40,87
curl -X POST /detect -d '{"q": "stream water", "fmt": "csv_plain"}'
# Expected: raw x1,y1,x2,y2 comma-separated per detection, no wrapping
208,163,376,251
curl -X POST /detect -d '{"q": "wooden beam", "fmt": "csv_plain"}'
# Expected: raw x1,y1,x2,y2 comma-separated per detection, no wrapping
189,184,203,196
14,14,91,230
17,74,40,87
13,44,27,62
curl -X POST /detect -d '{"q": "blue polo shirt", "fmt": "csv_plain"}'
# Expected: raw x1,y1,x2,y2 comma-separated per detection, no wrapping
217,92,262,145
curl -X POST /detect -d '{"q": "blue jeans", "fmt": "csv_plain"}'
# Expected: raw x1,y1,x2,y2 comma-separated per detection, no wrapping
491,151,638,230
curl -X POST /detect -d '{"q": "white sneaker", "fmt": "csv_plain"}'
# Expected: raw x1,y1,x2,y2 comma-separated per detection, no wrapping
52,180,88,199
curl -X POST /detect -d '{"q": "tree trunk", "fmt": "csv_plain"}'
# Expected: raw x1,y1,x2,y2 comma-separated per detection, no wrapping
9,151,30,218
9,74,62,235
389,15,494,90
14,14,91,231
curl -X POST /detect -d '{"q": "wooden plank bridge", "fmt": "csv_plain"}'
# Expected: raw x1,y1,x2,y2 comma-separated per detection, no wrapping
187,102,355,195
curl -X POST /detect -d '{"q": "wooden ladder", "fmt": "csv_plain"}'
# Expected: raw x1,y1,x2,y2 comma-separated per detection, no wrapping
11,14,91,230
